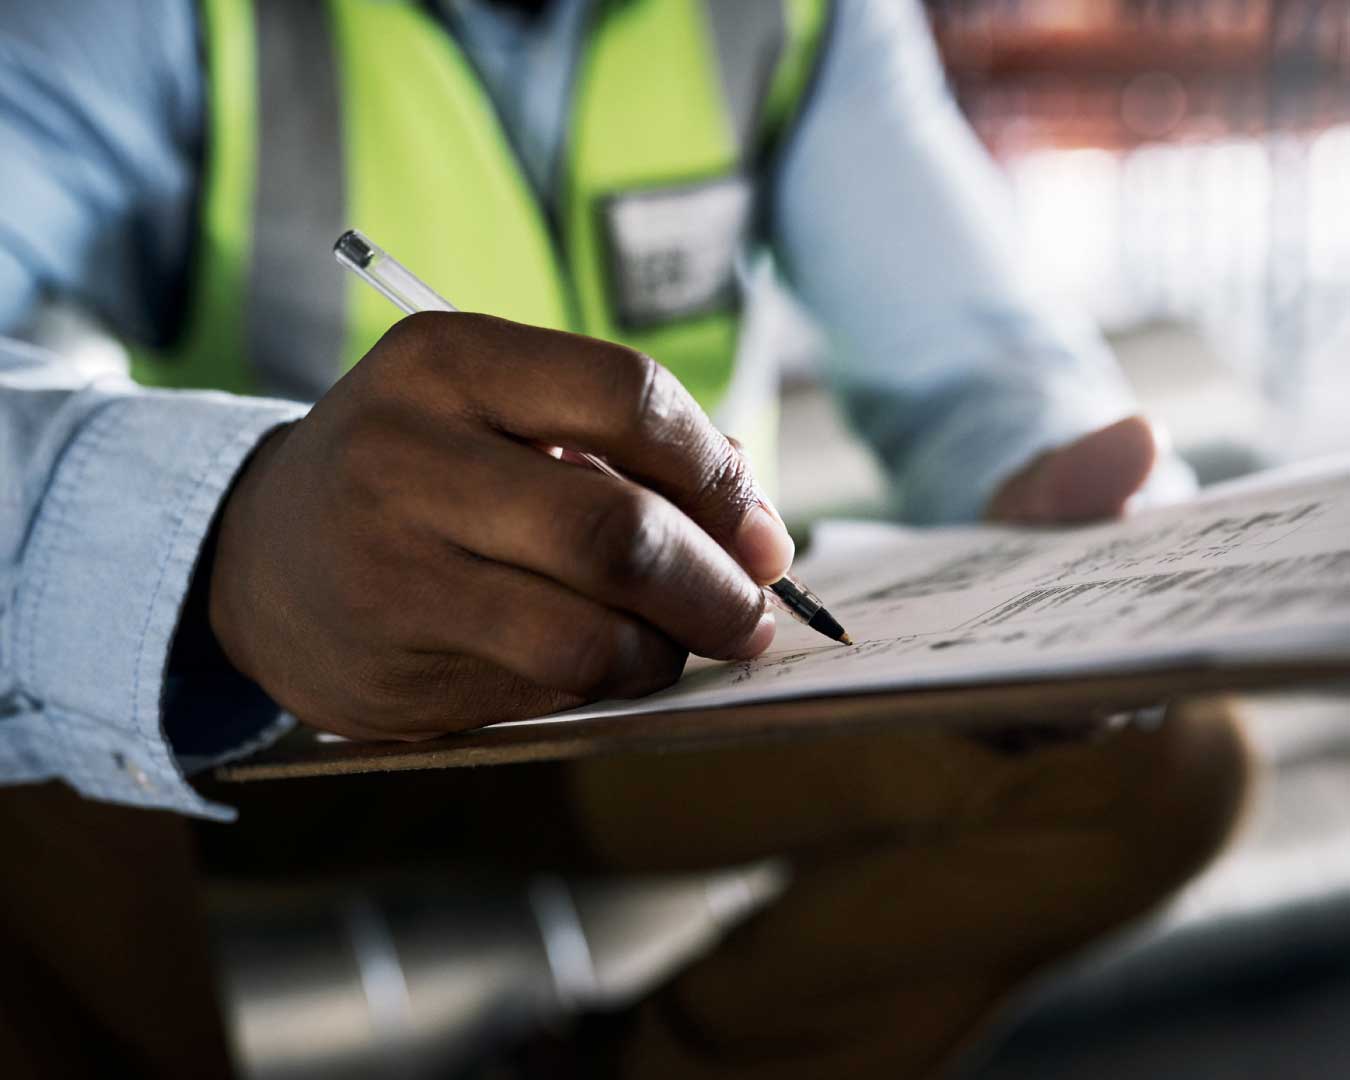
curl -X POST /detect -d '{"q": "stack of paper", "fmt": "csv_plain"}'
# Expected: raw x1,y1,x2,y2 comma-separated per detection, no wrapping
520,459,1350,727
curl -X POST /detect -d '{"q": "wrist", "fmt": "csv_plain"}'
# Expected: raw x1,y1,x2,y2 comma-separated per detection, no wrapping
207,421,295,686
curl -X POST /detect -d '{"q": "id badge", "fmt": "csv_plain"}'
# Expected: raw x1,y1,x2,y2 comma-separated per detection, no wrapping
600,175,754,330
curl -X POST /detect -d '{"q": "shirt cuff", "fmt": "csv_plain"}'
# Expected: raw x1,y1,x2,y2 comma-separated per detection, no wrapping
8,388,306,820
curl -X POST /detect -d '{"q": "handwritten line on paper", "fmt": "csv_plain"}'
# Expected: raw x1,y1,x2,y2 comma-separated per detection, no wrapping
503,462,1350,729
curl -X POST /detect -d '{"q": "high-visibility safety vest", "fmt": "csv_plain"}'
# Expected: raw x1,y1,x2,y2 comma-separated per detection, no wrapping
132,0,830,472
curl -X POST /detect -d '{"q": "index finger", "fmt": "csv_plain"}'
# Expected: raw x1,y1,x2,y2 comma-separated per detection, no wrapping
398,312,796,584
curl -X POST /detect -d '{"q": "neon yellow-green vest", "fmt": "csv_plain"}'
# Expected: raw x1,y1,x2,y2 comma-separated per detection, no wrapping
133,0,830,471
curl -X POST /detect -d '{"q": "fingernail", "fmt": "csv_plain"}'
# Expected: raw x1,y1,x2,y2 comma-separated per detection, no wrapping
737,611,776,659
734,504,795,584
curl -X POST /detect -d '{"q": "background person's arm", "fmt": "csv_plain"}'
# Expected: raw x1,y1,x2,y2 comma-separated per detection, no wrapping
770,0,1194,525
0,0,305,818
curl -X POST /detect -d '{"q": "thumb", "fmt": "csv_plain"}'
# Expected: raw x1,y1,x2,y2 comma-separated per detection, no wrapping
987,416,1158,524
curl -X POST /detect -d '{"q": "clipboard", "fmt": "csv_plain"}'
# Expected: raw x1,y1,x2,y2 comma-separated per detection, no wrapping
219,461,1350,784
216,658,1348,782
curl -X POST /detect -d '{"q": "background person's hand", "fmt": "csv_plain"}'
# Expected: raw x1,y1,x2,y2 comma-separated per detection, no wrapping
985,416,1159,524
206,313,793,741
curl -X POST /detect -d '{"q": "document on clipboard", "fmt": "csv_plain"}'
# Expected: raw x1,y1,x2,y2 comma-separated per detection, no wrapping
509,458,1350,729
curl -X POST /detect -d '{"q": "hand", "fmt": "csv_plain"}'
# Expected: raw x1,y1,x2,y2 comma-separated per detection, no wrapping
207,313,792,740
986,416,1158,524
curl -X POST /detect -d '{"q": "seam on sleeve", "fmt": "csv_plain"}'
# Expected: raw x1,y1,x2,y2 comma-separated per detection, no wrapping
17,400,121,695
11,393,299,818
129,415,286,775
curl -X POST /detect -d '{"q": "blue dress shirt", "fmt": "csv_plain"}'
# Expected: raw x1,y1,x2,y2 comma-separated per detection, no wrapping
0,0,1170,818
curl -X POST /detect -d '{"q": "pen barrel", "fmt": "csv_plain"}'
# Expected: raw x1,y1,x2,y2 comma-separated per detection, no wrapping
768,575,825,626
334,229,458,315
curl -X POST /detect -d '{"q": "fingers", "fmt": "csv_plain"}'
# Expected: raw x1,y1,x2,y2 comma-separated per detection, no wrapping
988,416,1158,524
398,548,693,707
390,312,794,583
401,431,777,661
218,314,791,748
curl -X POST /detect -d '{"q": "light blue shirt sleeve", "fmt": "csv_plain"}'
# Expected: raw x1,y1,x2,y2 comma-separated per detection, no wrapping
0,349,303,819
772,0,1192,523
0,0,305,819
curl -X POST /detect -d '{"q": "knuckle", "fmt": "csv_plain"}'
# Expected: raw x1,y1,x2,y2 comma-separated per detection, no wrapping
692,440,755,525
697,590,765,659
578,488,669,592
376,312,472,392
612,348,669,439
557,619,626,697
724,598,767,653
383,309,451,353
555,621,685,700
624,639,688,697
327,421,425,524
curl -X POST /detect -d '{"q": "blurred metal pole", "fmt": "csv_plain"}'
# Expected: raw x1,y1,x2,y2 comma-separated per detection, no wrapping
211,862,788,1079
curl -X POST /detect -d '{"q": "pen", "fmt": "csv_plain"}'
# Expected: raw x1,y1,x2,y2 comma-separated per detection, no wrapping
334,228,852,647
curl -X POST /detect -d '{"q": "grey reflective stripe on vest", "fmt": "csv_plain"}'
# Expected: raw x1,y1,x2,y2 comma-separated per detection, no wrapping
701,0,787,159
247,0,348,400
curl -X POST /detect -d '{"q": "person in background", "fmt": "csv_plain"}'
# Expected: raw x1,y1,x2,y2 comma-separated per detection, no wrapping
0,1,1249,1076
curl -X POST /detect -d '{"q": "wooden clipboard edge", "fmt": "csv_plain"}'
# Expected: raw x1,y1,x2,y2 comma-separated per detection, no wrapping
215,660,1349,783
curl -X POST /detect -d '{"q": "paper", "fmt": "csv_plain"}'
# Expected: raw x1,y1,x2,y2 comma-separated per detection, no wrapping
512,459,1350,727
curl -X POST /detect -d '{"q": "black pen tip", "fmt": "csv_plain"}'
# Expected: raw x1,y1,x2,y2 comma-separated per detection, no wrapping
807,608,852,645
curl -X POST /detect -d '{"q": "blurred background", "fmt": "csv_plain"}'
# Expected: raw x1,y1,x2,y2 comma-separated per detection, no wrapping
778,0,1350,525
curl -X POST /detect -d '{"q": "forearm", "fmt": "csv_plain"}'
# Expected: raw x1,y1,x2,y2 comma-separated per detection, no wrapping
834,314,1145,523
0,340,304,818
770,0,1181,523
